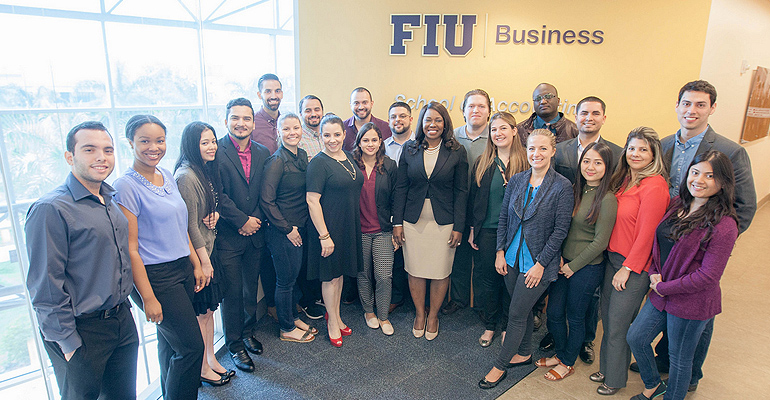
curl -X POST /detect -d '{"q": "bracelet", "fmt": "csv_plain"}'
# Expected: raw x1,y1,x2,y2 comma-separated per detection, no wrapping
319,232,330,240
623,266,632,272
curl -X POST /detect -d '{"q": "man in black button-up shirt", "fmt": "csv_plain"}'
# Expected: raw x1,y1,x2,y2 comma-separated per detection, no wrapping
25,121,138,400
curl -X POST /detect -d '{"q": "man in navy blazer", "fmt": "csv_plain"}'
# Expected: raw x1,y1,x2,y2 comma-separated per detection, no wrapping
637,80,756,391
216,98,271,372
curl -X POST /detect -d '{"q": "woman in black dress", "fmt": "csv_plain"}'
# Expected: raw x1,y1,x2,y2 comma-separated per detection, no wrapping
306,114,364,347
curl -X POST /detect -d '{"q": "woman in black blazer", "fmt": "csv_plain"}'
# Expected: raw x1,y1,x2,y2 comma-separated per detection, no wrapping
467,112,528,348
393,101,468,341
352,122,398,335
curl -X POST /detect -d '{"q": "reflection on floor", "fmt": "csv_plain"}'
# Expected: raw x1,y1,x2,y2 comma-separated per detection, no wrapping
500,203,770,399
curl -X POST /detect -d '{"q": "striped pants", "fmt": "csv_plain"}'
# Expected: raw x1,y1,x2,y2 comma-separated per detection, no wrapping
358,231,394,321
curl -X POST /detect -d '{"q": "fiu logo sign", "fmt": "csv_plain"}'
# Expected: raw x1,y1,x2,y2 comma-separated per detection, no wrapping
391,14,604,56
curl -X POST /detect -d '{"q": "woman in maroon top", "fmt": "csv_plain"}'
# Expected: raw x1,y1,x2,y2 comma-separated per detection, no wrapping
627,151,738,400
353,122,399,335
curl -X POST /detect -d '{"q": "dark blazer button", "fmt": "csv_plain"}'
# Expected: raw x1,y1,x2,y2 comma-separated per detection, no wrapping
246,196,250,201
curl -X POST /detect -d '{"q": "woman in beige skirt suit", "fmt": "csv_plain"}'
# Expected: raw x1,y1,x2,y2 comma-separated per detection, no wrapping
393,102,468,341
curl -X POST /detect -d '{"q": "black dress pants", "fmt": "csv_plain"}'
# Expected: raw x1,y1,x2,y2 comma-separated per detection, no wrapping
43,302,139,400
218,243,263,352
143,258,204,400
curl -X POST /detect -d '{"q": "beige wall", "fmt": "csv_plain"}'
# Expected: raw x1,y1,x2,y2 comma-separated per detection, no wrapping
700,0,770,203
297,0,711,146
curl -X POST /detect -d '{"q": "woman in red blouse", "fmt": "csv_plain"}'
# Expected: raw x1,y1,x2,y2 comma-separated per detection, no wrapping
591,127,670,396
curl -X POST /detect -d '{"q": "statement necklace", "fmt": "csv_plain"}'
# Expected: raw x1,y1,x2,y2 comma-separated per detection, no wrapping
334,156,357,180
424,141,442,155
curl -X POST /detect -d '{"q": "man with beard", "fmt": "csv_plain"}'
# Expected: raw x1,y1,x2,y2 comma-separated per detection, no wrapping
251,73,284,154
442,89,491,316
516,83,578,146
298,95,325,160
343,87,391,151
217,98,270,372
384,101,415,313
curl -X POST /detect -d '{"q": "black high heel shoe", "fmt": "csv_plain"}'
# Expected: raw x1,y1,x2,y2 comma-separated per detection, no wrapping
215,369,236,379
201,374,231,387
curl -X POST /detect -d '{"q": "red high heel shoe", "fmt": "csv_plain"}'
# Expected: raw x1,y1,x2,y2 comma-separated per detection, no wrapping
340,326,352,336
329,334,342,347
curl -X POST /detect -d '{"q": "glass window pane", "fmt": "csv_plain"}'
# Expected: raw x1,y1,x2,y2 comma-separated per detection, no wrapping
202,31,272,106
207,0,274,28
0,1,101,13
111,0,197,22
105,22,202,107
0,15,109,109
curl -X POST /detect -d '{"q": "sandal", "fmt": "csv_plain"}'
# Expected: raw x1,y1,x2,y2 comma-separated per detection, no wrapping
544,363,574,381
301,326,319,335
535,356,560,368
280,329,315,343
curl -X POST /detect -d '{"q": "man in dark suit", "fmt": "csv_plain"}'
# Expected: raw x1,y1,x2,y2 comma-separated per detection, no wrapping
216,98,271,372
541,96,623,362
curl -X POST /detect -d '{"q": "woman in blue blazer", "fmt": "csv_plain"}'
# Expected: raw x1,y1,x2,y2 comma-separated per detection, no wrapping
392,101,468,341
478,129,573,389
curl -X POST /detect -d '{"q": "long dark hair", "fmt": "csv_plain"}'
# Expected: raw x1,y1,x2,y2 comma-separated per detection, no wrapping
574,142,614,224
352,122,386,174
174,121,221,214
407,101,459,154
668,150,737,245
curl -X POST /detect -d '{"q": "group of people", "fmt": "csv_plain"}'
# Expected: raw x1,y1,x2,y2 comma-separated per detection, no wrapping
24,76,755,400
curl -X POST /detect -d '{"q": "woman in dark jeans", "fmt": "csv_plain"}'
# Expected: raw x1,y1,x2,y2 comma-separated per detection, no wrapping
537,142,617,381
627,151,738,400
261,113,317,343
478,129,573,389
352,122,399,335
467,112,527,348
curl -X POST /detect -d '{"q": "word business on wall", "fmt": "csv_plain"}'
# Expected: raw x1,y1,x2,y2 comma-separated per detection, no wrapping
390,14,604,57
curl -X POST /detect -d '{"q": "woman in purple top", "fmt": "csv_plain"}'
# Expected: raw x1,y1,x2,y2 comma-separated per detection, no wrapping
627,150,738,400
115,115,206,400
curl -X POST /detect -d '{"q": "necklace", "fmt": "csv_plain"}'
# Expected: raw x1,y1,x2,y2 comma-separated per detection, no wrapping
334,156,357,180
424,141,442,155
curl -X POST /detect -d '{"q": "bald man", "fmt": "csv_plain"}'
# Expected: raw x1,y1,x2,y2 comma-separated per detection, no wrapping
516,83,578,146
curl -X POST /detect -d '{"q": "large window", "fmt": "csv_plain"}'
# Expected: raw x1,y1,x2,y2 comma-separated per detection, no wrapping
0,1,295,398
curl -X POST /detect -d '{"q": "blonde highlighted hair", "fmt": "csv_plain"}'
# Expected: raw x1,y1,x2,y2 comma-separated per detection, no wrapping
609,126,667,192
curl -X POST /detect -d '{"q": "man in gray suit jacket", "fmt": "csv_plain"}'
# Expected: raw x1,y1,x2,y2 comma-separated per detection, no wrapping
541,96,623,363
635,80,756,392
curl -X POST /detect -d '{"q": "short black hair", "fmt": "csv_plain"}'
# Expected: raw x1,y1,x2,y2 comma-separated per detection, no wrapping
258,73,281,91
226,98,254,119
678,80,717,106
576,96,606,114
389,101,411,115
299,95,324,112
351,87,372,100
125,115,166,141
66,121,110,152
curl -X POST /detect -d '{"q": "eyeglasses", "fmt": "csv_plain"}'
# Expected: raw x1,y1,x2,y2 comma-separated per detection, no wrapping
534,93,556,102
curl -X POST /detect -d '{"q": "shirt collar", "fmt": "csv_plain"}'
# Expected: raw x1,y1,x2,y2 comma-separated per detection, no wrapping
534,114,561,128
676,126,708,147
384,132,415,146
456,124,489,141
228,134,252,152
303,124,320,138
255,107,279,124
66,173,116,202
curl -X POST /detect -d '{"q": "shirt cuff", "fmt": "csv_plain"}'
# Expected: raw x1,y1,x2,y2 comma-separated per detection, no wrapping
57,330,83,355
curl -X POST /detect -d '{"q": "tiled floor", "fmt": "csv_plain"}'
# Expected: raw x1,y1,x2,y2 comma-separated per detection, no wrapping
500,203,770,399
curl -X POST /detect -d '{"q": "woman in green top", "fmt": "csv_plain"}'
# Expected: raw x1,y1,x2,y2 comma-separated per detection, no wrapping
538,142,618,381
467,112,528,348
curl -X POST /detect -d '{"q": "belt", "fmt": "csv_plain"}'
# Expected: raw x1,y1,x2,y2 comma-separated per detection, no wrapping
78,301,128,320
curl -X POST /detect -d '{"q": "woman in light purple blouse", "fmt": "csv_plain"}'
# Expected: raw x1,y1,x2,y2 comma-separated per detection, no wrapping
115,115,206,400
627,150,738,400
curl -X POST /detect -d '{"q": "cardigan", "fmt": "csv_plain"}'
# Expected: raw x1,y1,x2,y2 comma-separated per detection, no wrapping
372,156,398,232
496,167,573,283
607,174,670,273
175,165,216,254
649,200,738,320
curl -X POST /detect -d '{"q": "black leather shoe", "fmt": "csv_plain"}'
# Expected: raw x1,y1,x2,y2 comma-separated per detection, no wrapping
230,350,254,372
662,379,697,392
441,300,463,315
478,369,507,389
630,361,640,373
630,381,666,400
243,336,263,355
201,374,231,387
539,332,554,351
597,383,620,395
580,342,595,364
